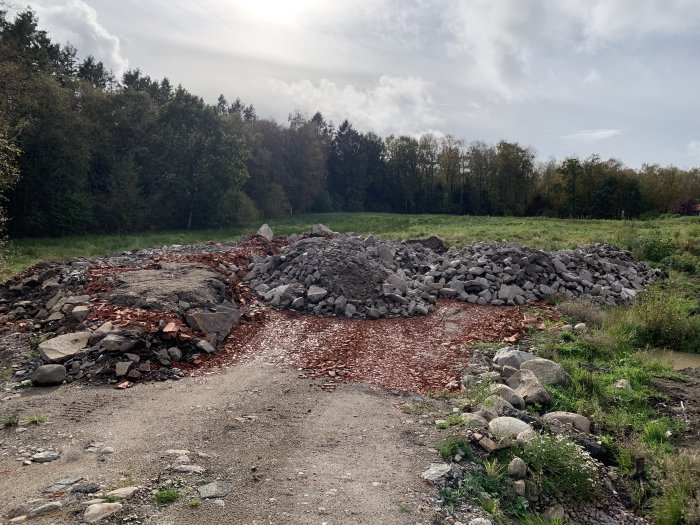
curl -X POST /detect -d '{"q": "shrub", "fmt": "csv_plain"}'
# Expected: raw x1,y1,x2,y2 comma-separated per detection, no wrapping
437,437,473,461
557,298,605,327
521,434,599,500
662,252,700,275
641,238,675,262
154,488,179,504
653,451,700,525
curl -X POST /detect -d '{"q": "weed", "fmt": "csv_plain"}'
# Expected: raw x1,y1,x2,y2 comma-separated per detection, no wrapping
437,437,473,461
483,459,505,480
154,488,179,505
522,516,569,525
521,434,599,500
397,504,411,514
2,413,19,428
557,298,605,327
101,495,120,503
652,451,700,525
478,495,504,521
26,414,46,425
187,498,201,508
436,413,464,429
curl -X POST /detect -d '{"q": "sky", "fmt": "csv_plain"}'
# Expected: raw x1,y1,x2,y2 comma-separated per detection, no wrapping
12,0,700,168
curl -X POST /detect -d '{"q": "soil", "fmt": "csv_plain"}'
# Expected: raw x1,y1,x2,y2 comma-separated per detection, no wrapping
654,367,700,451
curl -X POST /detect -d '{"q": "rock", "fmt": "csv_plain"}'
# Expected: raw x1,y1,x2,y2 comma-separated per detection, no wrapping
38,332,91,362
469,519,493,525
30,451,60,463
100,334,136,353
44,477,82,493
28,502,62,517
105,486,139,500
479,395,516,416
544,504,566,521
256,223,273,241
307,285,328,303
311,223,334,235
31,364,67,386
377,244,394,265
520,358,570,386
197,480,233,499
574,322,587,331
172,464,205,474
185,308,239,342
542,411,591,433
461,413,488,429
167,347,182,362
507,457,527,478
72,482,100,494
488,417,531,439
421,463,451,481
489,384,525,408
114,361,132,377
513,479,526,496
84,502,123,523
497,284,525,301
516,428,537,444
507,369,552,405
615,379,632,389
492,347,536,369
196,339,217,354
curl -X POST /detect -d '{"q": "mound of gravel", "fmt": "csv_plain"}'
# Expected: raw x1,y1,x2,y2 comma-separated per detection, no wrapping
245,232,665,319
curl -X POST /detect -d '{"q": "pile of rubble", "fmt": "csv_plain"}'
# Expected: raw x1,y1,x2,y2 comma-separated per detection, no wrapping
245,229,665,319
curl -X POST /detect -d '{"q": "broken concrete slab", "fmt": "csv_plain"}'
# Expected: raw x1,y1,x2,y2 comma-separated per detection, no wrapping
39,332,91,363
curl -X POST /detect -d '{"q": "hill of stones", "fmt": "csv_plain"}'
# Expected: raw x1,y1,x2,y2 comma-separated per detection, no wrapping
247,223,665,319
1,223,664,388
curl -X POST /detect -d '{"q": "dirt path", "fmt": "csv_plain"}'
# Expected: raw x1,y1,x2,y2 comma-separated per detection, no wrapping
1,359,443,524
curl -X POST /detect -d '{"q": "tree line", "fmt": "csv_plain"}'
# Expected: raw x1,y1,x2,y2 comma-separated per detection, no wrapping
1,8,698,237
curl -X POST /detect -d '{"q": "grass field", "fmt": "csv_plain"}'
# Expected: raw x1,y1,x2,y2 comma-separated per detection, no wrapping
3,213,699,279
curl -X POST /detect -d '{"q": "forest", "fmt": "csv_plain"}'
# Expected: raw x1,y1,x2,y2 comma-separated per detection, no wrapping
1,8,699,237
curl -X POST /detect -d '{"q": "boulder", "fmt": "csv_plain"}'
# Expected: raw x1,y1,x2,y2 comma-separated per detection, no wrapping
100,333,137,353
105,486,140,500
185,308,239,342
461,413,488,429
39,332,91,363
507,456,527,479
507,369,552,405
489,383,525,408
479,395,516,416
256,223,273,241
520,358,570,386
493,347,536,369
307,285,328,303
488,416,532,439
197,480,233,499
542,411,591,433
31,364,66,386
421,463,451,481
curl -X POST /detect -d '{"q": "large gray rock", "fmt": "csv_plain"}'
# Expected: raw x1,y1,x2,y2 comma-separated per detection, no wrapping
84,502,123,523
185,308,239,342
31,364,66,386
39,332,91,363
490,383,525,409
488,416,532,439
493,347,536,369
507,369,552,405
28,501,62,517
198,480,232,499
311,223,334,235
256,223,273,241
100,333,136,353
479,395,515,415
542,411,591,433
507,456,527,479
520,358,570,386
497,284,525,301
461,413,488,429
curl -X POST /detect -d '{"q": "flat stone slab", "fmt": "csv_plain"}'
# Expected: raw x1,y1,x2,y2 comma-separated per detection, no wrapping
39,332,91,362
421,463,451,481
197,480,232,499
84,502,122,523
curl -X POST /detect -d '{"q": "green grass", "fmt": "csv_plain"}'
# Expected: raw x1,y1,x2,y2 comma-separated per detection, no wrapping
3,213,698,278
154,488,179,505
2,413,19,427
437,436,473,461
25,414,47,425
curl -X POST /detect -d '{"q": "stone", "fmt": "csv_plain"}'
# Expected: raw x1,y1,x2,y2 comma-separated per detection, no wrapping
185,309,239,342
469,519,493,525
256,223,273,241
105,486,139,500
520,358,570,386
197,480,233,499
513,479,526,496
71,305,90,321
100,334,136,352
172,464,205,474
574,322,587,331
167,347,182,361
497,284,525,301
615,379,632,389
311,223,334,235
421,463,451,481
114,361,132,377
492,347,536,369
542,411,591,433
507,457,527,478
490,384,525,408
307,285,328,303
196,339,217,354
28,502,62,517
507,369,552,405
38,332,91,362
83,503,123,523
516,428,537,444
544,504,566,521
44,477,82,493
461,413,488,429
31,364,66,386
488,417,531,439
31,451,60,463
479,395,515,416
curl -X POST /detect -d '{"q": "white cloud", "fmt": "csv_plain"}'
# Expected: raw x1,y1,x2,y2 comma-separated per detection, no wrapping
562,129,625,142
688,141,700,157
28,0,128,74
583,70,602,85
267,75,442,136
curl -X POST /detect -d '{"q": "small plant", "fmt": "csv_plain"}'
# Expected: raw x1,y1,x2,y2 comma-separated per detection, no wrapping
397,504,411,513
641,420,673,453
26,414,47,425
521,434,599,500
3,413,19,428
187,498,201,508
483,458,505,480
437,437,473,461
436,413,464,429
478,495,504,521
101,495,120,503
154,488,179,504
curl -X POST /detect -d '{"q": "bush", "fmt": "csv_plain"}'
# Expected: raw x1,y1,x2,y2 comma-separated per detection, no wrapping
641,238,675,262
662,252,700,275
557,298,605,327
437,437,473,460
154,488,179,504
521,434,599,500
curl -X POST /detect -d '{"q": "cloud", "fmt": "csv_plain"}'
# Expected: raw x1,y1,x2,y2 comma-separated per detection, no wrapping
688,141,700,157
29,0,128,75
582,70,602,85
562,129,625,142
267,75,442,136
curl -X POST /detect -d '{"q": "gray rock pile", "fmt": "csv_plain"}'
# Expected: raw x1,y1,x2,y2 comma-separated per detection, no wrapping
245,231,665,319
